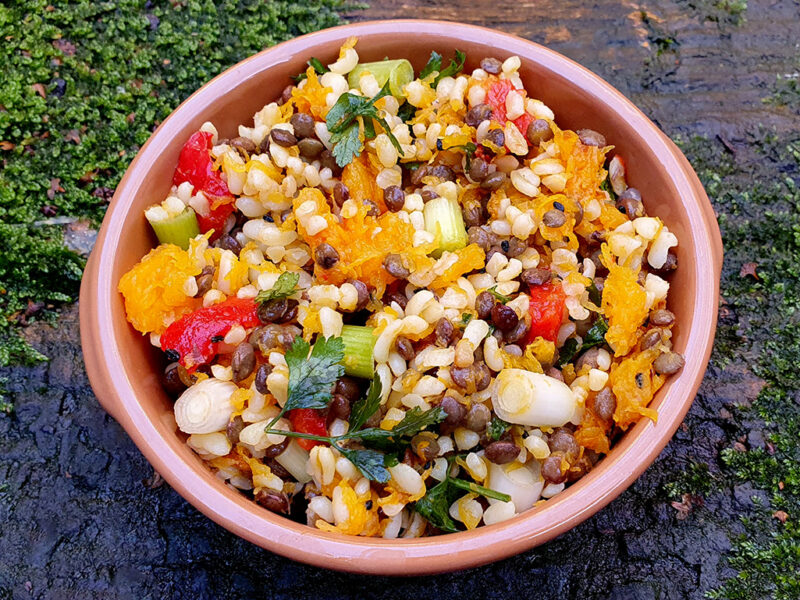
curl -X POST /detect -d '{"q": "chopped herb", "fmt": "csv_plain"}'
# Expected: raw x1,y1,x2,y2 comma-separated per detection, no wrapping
255,271,300,304
397,101,417,122
557,317,609,366
355,406,447,451
413,455,510,532
600,175,617,201
419,51,443,80
401,161,424,171
448,478,511,502
460,313,474,326
325,81,404,167
487,286,512,304
292,56,329,81
488,416,511,441
420,50,466,86
348,376,382,431
413,477,460,533
338,447,391,483
587,282,603,305
265,404,446,482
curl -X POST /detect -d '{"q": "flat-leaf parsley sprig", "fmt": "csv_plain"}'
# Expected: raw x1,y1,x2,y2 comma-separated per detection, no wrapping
325,81,404,168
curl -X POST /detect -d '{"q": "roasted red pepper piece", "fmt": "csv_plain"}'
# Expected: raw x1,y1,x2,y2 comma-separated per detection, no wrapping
160,296,260,371
525,281,567,344
486,80,532,140
173,131,235,240
288,409,328,451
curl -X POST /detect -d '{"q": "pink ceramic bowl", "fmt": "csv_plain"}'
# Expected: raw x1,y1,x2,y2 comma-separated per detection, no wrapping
79,20,723,575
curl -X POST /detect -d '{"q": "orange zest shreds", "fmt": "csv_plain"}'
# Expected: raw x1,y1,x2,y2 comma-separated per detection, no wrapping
429,245,486,290
610,348,664,429
342,154,385,212
315,480,372,536
502,341,545,373
118,244,202,335
291,67,331,120
600,244,648,356
574,399,611,455
294,188,435,300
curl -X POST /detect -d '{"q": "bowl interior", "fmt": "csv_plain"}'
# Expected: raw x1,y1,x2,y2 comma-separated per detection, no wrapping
95,22,709,573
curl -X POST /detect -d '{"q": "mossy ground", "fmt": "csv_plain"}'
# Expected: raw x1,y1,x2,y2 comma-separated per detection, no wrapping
0,0,346,372
675,130,800,599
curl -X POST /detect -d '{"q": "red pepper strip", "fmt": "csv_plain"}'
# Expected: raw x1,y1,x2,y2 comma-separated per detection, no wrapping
288,409,328,451
525,281,567,344
486,80,533,140
172,131,235,241
160,297,260,371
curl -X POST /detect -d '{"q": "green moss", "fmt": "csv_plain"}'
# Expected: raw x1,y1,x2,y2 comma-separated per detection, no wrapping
673,132,800,599
0,0,349,390
675,0,748,26
663,462,715,501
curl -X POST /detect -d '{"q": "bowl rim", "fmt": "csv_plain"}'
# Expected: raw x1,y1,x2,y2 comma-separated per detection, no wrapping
79,19,722,575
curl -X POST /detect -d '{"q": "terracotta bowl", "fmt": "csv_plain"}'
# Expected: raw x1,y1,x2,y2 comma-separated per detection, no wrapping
79,20,722,575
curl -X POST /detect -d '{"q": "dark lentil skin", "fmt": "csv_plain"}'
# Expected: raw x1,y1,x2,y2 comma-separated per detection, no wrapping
231,342,256,382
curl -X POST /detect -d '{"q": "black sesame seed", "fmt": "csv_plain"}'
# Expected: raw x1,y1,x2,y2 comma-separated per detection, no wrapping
501,240,510,252
553,201,565,212
635,372,644,388
436,139,443,151
211,335,224,343
165,349,180,362
263,214,274,222
365,500,373,510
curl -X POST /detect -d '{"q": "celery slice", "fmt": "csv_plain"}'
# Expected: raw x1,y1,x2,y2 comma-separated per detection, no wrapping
423,196,468,257
347,59,414,99
147,207,200,250
340,325,377,379
274,440,312,483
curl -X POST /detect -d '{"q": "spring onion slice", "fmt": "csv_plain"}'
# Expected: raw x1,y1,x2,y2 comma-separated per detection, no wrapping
347,59,414,99
146,207,200,250
340,325,377,379
423,195,468,257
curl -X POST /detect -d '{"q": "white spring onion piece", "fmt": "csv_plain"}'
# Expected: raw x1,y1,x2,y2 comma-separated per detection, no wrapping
492,369,577,427
174,378,237,434
486,461,544,513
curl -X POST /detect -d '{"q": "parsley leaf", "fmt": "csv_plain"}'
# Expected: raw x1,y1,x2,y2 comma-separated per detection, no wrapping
448,478,511,502
338,447,391,483
357,406,447,451
487,286,512,304
434,50,466,84
292,56,329,82
460,312,473,326
284,336,345,411
556,317,609,366
255,271,299,304
488,416,511,441
397,101,417,122
326,81,404,167
419,51,442,79
349,376,382,432
587,281,603,305
413,478,460,533
600,175,617,201
412,454,510,532
330,123,362,169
